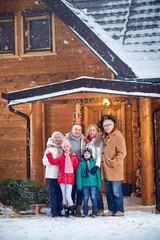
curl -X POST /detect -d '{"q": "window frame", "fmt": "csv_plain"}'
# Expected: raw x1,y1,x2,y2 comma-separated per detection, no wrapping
0,10,56,59
22,9,55,55
0,13,15,55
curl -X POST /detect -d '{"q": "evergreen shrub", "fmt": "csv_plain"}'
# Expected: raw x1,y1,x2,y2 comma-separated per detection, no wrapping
0,178,49,211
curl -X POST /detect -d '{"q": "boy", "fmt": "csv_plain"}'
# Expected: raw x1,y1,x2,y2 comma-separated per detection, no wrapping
77,147,102,217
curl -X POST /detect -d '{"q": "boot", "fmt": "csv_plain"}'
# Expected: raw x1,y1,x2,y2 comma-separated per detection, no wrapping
92,205,97,217
114,212,124,217
83,205,88,217
68,205,75,217
75,205,82,216
97,210,104,216
103,211,114,216
64,205,69,217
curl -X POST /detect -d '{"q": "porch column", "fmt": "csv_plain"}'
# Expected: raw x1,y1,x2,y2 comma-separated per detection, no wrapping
75,101,82,125
139,97,155,205
132,98,139,190
30,101,44,185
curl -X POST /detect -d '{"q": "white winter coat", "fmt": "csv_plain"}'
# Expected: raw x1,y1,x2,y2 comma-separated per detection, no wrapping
86,136,103,168
42,143,62,179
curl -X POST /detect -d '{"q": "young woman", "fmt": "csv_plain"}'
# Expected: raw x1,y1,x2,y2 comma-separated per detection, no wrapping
46,139,79,217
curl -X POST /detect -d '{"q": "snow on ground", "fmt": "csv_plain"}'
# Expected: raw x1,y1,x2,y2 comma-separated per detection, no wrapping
0,208,160,240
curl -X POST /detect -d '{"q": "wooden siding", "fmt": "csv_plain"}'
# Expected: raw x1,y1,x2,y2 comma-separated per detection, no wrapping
0,102,30,179
0,0,160,198
0,0,112,180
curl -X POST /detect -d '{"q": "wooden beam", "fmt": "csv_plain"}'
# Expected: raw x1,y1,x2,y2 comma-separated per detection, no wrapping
75,101,82,125
132,98,140,191
30,101,44,185
139,97,155,205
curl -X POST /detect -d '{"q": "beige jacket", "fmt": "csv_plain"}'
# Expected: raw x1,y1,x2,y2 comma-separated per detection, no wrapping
101,129,127,181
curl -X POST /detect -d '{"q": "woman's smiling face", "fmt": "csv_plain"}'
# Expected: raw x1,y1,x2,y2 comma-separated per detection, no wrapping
89,126,97,137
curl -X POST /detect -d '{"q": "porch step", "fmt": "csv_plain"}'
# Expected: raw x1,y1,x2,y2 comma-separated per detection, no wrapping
88,194,157,213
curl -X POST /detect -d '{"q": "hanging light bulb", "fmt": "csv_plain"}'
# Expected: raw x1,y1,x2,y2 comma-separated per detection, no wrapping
103,98,111,108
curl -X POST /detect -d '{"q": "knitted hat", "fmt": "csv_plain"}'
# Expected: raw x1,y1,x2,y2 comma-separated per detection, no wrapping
83,147,92,157
62,139,71,149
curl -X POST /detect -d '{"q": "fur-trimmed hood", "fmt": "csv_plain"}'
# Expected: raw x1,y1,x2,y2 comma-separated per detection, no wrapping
93,135,103,147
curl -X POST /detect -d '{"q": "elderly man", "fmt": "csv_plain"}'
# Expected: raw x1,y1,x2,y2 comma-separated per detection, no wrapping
65,123,86,216
101,118,127,216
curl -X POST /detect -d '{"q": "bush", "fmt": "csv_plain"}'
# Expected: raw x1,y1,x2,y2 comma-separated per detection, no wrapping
32,184,50,207
0,178,49,211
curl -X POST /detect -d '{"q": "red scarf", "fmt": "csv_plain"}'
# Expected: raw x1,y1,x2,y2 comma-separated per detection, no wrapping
85,135,96,143
109,127,115,135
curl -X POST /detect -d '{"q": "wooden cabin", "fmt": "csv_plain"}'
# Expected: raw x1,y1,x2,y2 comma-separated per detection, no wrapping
0,0,160,208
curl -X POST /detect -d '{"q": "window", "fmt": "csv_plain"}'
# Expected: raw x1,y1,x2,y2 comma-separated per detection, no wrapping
0,13,15,54
0,10,56,58
22,10,53,53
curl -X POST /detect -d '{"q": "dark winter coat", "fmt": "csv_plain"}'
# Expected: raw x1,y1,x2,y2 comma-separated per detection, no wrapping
77,157,102,190
46,152,79,185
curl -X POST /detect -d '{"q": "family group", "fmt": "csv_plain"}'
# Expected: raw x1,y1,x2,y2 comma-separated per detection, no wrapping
42,118,126,218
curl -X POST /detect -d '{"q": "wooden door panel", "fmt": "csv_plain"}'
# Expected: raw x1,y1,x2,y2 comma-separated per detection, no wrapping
84,103,126,192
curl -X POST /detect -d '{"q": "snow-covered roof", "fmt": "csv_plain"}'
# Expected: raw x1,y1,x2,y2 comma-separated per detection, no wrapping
2,77,160,106
42,0,160,79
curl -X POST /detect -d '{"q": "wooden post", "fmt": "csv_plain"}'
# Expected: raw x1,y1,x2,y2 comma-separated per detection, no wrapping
120,104,127,182
132,98,140,191
75,101,82,125
30,101,44,185
42,102,46,184
125,104,133,183
139,97,155,205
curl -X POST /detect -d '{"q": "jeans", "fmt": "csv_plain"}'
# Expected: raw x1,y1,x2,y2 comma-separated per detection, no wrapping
104,179,124,214
47,178,62,214
83,186,97,216
72,179,102,209
97,190,104,210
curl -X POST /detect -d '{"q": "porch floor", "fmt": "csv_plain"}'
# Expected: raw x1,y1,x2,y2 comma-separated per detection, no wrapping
101,194,156,213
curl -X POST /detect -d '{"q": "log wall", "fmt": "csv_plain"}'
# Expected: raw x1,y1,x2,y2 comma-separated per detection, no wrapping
0,0,112,180
0,0,160,202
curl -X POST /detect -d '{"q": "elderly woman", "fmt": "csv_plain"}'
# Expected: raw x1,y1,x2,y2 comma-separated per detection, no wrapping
42,131,64,217
85,124,104,216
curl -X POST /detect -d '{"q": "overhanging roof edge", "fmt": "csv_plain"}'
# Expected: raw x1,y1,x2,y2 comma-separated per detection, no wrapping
1,77,160,106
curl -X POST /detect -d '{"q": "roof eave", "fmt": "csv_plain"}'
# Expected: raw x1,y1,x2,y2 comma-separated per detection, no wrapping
2,77,160,106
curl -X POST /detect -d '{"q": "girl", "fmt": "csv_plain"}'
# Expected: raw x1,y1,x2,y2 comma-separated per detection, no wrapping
46,139,79,217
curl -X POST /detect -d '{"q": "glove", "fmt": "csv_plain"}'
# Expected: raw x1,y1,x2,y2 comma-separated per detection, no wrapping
90,166,99,175
78,189,82,191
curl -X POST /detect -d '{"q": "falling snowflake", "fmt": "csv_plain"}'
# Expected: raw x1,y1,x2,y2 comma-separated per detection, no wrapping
63,40,69,44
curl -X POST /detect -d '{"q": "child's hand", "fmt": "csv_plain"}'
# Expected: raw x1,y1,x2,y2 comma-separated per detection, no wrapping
56,153,62,158
46,150,50,154
47,145,53,148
